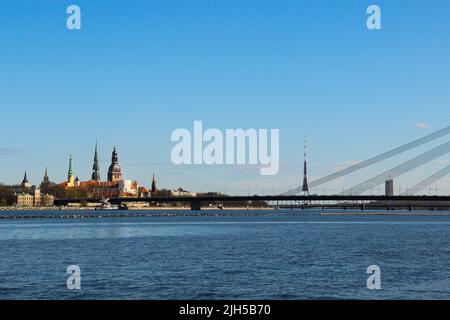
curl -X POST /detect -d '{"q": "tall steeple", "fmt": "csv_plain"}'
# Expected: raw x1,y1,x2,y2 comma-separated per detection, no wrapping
40,166,51,190
68,155,73,181
21,171,31,188
302,134,309,195
92,142,100,181
151,171,157,194
66,155,77,188
43,166,49,184
112,147,118,164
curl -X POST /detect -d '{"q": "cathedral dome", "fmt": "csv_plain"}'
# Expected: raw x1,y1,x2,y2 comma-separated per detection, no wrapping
108,163,121,173
107,147,123,183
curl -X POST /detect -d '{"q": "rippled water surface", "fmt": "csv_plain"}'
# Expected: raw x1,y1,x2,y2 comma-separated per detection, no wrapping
1,210,450,299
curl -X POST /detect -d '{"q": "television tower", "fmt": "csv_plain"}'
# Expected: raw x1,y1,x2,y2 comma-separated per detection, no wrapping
302,134,309,195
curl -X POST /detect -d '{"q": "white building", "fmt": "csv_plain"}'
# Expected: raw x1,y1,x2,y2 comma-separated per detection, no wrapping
119,180,139,196
170,188,197,197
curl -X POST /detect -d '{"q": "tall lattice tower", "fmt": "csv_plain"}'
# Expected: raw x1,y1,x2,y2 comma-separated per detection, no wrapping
302,134,309,195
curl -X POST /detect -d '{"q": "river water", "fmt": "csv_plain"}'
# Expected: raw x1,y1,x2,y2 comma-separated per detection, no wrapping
1,210,450,299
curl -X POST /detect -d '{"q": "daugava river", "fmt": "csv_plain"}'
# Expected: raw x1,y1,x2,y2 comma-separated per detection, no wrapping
1,209,450,299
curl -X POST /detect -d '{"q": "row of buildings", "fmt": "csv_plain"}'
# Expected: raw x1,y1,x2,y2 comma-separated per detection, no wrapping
13,144,159,207
15,184,55,207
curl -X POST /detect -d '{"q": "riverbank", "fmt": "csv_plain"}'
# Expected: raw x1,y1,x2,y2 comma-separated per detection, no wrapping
0,206,274,211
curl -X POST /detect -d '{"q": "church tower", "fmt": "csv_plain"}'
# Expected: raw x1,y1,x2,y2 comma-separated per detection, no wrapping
92,142,101,181
151,172,157,194
40,167,52,191
107,147,122,183
43,167,50,185
21,171,31,189
67,155,75,187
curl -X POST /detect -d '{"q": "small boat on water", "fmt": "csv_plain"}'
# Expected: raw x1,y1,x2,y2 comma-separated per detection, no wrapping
96,204,119,210
95,199,119,210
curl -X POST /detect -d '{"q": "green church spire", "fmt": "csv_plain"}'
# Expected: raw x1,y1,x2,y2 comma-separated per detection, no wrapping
68,155,73,180
92,142,100,181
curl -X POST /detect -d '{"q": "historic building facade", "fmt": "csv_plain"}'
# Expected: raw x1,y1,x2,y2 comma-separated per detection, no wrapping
15,187,54,207
15,193,34,207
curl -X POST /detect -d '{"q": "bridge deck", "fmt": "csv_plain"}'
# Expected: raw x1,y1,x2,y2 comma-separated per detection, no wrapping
54,195,450,208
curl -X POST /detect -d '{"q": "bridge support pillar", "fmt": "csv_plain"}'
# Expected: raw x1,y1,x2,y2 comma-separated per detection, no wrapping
190,200,202,211
119,202,127,210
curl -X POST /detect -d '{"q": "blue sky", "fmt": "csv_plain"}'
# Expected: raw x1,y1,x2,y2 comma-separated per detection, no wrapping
1,0,450,194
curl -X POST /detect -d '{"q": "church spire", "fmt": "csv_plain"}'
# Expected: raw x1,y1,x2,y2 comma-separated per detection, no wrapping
151,171,157,194
43,166,49,184
21,171,31,188
68,155,73,180
112,147,118,164
302,134,309,195
92,141,100,181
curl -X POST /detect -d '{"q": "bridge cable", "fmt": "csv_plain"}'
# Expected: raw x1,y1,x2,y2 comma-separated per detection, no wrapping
340,141,450,195
401,165,450,195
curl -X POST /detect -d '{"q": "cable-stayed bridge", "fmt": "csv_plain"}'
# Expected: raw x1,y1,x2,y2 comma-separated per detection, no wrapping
284,126,450,196
401,165,450,195
55,194,450,211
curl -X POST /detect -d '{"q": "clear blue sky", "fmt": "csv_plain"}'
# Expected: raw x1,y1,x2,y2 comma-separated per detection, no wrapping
1,0,450,194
